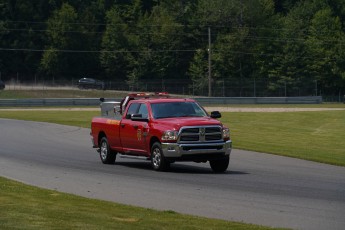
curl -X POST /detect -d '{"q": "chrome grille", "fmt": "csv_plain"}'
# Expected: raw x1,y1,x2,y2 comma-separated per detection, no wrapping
179,126,222,143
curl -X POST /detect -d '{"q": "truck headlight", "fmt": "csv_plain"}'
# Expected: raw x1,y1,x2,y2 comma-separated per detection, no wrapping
161,130,178,141
222,127,230,140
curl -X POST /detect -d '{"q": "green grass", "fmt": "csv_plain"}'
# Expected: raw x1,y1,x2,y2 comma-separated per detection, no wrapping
0,177,278,230
0,110,98,128
220,111,345,166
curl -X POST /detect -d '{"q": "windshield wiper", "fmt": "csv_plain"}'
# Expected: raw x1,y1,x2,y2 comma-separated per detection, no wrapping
177,114,204,117
156,116,176,119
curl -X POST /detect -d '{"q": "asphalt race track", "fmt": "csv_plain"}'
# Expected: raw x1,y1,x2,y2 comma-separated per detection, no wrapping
1,118,345,230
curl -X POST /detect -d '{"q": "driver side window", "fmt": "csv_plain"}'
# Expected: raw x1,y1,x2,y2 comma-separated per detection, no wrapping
138,104,148,119
126,103,140,119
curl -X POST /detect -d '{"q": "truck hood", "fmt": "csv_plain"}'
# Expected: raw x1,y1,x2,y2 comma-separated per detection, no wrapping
154,117,223,130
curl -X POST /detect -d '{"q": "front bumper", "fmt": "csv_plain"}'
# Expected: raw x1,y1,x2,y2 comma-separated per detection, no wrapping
161,140,232,159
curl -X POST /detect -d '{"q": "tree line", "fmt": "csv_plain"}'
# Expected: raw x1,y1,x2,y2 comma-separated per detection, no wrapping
1,0,345,97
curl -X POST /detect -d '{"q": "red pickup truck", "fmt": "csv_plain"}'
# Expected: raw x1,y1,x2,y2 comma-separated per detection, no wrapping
90,93,232,172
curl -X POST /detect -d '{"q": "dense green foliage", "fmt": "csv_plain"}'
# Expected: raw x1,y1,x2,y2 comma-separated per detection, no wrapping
1,0,345,97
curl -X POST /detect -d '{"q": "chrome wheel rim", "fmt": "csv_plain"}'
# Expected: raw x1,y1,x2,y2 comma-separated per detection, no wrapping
100,141,108,160
152,148,161,168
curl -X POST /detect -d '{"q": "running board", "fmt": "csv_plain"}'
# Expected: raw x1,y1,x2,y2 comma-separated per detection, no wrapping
119,155,150,161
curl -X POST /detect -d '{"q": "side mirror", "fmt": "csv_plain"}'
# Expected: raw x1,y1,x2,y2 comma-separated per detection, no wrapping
210,111,221,118
131,114,149,122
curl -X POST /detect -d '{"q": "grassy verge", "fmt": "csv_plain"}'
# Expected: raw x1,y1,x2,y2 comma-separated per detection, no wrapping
0,177,278,230
0,110,98,128
0,109,344,166
221,111,345,166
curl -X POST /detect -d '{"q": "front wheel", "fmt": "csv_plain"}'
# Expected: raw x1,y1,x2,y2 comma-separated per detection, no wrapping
99,137,116,164
209,156,229,173
151,142,170,171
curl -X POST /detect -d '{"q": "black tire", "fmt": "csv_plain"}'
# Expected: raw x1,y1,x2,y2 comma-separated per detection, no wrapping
151,142,169,171
99,137,116,164
209,156,229,173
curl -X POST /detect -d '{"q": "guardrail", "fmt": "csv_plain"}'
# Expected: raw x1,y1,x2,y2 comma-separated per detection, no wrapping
194,96,323,104
0,98,104,107
0,96,322,107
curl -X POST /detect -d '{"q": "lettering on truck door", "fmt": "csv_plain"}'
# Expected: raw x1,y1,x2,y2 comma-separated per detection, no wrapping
120,102,148,155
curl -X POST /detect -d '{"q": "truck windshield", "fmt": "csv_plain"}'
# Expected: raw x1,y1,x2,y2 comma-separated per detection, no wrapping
151,102,207,119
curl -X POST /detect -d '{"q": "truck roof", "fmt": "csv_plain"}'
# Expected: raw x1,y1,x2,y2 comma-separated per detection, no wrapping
120,92,195,114
126,92,195,103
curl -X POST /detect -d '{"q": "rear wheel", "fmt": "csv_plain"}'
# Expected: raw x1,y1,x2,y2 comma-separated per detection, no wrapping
151,142,169,171
99,137,116,164
209,156,229,173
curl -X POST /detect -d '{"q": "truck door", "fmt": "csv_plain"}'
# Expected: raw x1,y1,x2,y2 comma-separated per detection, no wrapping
120,102,149,155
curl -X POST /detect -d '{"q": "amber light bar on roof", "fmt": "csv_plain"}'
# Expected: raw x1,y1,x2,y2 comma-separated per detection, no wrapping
127,92,170,99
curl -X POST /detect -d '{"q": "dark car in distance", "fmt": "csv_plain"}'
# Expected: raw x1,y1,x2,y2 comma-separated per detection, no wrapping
0,80,5,90
77,78,105,90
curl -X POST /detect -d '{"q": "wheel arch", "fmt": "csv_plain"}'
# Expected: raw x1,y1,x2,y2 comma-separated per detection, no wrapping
149,136,160,152
98,131,107,145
